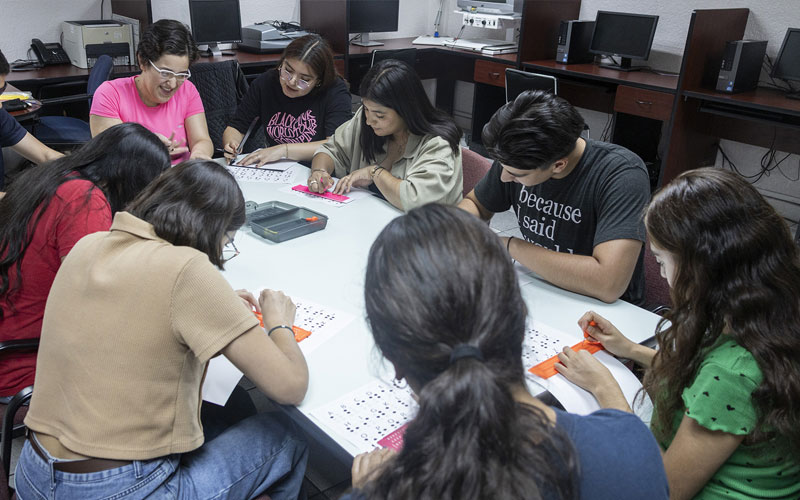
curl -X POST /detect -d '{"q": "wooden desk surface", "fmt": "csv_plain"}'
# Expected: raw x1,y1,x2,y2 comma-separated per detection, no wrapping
6,50,292,89
523,60,679,93
348,37,518,64
683,86,800,118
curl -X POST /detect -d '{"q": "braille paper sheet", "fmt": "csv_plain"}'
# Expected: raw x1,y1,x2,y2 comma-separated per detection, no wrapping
309,379,418,455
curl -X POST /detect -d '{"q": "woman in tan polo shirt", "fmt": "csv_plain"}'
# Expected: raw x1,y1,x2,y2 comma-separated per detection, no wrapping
307,59,463,211
16,160,309,500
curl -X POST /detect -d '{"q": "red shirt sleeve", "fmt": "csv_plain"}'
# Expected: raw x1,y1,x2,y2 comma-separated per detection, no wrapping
51,180,113,258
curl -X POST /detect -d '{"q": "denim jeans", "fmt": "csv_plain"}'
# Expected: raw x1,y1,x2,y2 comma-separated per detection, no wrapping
15,412,308,500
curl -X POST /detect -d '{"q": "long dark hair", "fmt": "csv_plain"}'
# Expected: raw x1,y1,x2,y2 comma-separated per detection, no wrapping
358,60,460,163
278,34,338,93
126,160,245,269
482,90,585,170
0,123,169,318
644,168,800,458
362,204,578,500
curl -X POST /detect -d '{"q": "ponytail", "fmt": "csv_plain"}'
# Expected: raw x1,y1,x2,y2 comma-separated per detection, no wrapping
362,204,580,499
364,357,579,499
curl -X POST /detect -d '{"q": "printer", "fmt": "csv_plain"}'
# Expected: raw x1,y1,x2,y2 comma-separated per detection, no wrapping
238,24,310,54
62,20,134,69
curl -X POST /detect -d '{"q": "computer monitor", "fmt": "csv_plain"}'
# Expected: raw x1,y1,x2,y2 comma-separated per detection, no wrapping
456,0,522,17
349,0,400,47
110,0,152,48
771,28,800,100
188,0,242,57
589,11,658,72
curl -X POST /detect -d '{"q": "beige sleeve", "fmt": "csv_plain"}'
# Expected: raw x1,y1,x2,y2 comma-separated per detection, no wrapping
170,255,260,363
398,137,463,210
315,107,364,178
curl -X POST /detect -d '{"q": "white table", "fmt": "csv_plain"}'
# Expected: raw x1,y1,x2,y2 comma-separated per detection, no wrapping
221,163,662,458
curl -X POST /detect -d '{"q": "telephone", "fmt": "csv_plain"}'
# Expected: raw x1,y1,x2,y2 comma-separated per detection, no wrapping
30,38,70,66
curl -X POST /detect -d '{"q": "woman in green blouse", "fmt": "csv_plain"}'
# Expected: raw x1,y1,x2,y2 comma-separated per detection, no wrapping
556,167,800,499
307,59,463,211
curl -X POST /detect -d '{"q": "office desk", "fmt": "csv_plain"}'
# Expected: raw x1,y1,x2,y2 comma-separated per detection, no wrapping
220,164,662,460
5,51,297,97
521,60,678,187
3,83,41,122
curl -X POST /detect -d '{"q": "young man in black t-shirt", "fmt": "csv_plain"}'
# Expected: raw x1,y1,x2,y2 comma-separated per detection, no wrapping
459,91,649,305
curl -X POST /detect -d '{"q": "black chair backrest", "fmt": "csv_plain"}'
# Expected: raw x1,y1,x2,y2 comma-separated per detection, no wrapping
371,48,418,68
505,68,558,103
189,60,264,152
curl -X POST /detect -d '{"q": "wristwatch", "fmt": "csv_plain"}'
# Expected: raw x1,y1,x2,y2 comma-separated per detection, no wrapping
370,165,384,179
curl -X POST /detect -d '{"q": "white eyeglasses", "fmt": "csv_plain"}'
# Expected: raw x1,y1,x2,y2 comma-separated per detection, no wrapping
148,60,191,82
279,66,313,90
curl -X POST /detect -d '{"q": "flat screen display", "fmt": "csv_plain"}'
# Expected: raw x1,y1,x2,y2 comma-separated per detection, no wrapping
349,0,400,34
773,28,800,82
188,0,242,44
590,11,658,60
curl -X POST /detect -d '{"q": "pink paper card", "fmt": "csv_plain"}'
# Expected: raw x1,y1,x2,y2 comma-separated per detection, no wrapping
292,185,350,203
377,423,409,451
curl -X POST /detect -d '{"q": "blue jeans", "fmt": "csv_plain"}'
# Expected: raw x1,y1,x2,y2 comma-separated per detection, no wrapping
15,412,308,500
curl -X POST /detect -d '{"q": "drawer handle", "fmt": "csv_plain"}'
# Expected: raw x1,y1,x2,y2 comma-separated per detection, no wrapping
635,99,653,106
489,72,500,78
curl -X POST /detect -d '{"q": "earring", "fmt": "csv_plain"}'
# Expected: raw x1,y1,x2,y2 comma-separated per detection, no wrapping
392,378,408,389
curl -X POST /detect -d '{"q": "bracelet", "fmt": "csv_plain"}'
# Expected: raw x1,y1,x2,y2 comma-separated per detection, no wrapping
506,236,515,255
311,168,329,175
370,165,384,180
267,325,293,336
283,143,289,159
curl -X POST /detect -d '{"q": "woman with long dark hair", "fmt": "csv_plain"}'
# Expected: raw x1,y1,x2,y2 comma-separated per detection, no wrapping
90,19,214,162
343,204,668,499
16,160,309,499
0,122,169,400
308,60,463,211
557,168,800,498
223,34,352,166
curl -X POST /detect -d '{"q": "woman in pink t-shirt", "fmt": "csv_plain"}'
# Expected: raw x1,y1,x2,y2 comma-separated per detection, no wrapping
0,123,169,398
90,19,213,163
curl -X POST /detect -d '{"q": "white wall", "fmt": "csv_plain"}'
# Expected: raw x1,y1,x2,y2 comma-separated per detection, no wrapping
0,0,102,62
0,0,300,62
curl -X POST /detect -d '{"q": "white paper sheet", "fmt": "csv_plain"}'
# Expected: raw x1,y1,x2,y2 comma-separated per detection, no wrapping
308,379,418,455
202,296,354,404
202,356,243,406
290,297,356,356
527,350,653,423
225,164,297,183
230,153,295,172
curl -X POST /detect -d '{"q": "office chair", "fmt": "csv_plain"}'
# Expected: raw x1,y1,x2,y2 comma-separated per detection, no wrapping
460,147,492,196
0,339,38,482
189,60,264,155
504,68,590,137
0,455,8,500
32,55,114,149
643,239,671,316
371,48,417,67
505,68,557,103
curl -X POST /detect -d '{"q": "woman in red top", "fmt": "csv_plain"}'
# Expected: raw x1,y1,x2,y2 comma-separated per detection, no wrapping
0,122,169,399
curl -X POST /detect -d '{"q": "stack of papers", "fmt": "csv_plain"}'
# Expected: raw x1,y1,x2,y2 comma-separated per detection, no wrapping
412,36,517,54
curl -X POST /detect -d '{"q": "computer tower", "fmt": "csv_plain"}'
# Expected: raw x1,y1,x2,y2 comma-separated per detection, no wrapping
556,20,595,64
716,40,767,93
